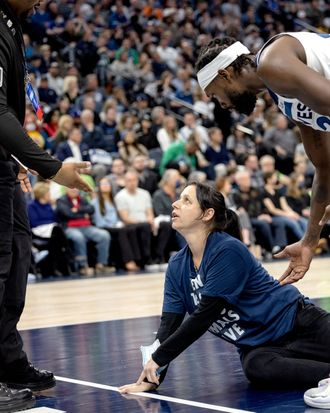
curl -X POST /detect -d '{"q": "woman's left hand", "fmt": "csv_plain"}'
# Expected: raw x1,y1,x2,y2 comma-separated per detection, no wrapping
136,358,160,386
118,381,156,394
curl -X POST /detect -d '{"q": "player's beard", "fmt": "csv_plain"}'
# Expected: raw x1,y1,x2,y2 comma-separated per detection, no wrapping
229,90,257,116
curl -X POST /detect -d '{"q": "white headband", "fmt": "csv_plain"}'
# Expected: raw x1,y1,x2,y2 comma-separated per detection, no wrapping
197,41,251,91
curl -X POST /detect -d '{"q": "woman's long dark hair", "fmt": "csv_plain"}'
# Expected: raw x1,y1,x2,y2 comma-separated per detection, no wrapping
97,179,114,216
189,181,242,241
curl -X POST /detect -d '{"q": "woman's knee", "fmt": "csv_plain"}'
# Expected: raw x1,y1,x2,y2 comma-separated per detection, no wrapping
242,350,278,383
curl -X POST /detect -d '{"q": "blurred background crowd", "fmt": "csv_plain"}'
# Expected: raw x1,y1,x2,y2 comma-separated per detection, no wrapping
22,0,330,279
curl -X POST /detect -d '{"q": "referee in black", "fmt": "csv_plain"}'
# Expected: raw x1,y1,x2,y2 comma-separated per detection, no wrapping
0,1,92,411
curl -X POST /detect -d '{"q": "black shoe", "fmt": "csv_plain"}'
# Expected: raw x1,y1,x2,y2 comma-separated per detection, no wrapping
1,362,56,391
0,383,35,412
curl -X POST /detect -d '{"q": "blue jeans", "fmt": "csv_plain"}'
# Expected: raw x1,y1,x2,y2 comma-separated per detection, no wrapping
65,226,110,267
272,216,306,241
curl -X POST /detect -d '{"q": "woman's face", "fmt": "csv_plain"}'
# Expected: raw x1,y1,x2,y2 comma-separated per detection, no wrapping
99,179,111,194
171,185,204,233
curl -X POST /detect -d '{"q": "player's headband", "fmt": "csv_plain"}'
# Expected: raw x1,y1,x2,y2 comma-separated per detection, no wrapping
197,42,251,91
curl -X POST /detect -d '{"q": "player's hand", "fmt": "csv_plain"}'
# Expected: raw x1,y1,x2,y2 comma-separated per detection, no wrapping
274,240,314,285
18,166,38,193
319,205,330,226
51,162,93,193
118,381,156,394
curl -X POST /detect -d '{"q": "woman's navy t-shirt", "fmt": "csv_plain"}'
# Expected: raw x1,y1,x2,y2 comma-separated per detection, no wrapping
163,231,306,348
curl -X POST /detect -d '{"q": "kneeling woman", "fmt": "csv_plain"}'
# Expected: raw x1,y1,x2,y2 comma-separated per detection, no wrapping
120,182,330,393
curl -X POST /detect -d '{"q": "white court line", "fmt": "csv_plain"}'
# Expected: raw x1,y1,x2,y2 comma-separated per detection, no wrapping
56,376,255,413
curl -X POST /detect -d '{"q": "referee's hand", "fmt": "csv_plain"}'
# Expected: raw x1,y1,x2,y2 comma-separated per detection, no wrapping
51,162,93,193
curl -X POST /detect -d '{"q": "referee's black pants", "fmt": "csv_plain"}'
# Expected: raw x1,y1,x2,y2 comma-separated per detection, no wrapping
241,299,330,389
0,159,30,373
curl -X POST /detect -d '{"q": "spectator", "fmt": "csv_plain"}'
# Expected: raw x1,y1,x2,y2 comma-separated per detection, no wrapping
52,114,74,149
56,188,111,276
46,61,64,96
28,182,71,277
92,178,140,272
262,114,299,175
63,75,80,106
263,172,307,242
115,170,172,267
99,106,120,153
227,124,256,164
118,130,149,166
157,116,183,152
106,157,126,195
204,127,231,178
37,75,58,106
232,170,286,257
159,134,200,177
243,154,264,189
132,154,159,195
179,112,209,152
55,127,90,162
80,109,107,150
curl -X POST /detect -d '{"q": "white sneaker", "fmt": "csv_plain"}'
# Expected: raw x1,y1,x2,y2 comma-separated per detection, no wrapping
304,377,330,409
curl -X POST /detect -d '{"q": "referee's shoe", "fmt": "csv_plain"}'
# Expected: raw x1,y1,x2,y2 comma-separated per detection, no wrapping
0,384,35,412
0,360,56,391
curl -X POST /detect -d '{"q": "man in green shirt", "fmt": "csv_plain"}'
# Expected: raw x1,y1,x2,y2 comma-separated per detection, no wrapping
160,136,199,176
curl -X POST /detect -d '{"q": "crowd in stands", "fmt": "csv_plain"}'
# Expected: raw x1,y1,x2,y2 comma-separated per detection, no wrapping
22,0,330,278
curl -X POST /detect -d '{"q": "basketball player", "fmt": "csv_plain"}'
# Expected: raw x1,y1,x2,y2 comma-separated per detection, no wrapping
195,33,330,287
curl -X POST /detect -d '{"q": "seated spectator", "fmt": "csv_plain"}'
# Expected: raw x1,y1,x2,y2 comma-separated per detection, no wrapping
263,172,307,242
106,157,126,195
157,115,183,152
56,127,106,182
136,113,160,150
259,154,291,189
204,127,231,179
243,154,264,189
56,188,111,276
115,170,172,267
132,154,159,195
262,114,298,175
180,112,209,152
152,169,186,250
52,114,74,150
215,175,256,253
92,178,140,272
118,130,149,166
80,109,107,150
28,182,71,277
55,127,90,162
232,170,287,258
99,106,121,153
159,134,200,177
37,75,58,106
41,108,60,140
226,124,256,164
63,75,80,107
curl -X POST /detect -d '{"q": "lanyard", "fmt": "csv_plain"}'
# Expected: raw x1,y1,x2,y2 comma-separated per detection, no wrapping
0,7,44,121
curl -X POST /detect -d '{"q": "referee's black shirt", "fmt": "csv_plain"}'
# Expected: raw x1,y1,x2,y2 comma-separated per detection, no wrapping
0,2,61,179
